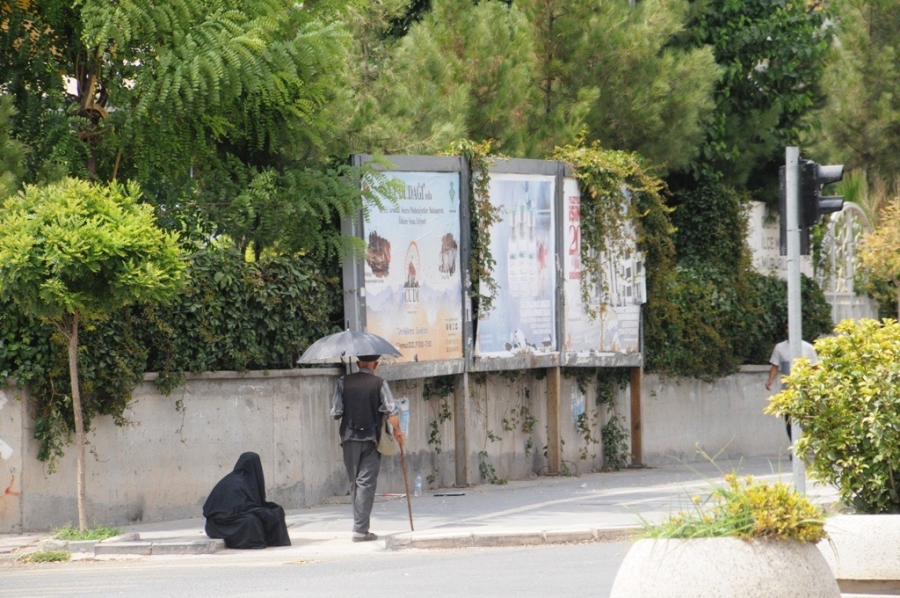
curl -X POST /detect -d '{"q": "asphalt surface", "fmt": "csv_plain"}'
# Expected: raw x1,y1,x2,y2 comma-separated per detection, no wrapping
1,455,836,562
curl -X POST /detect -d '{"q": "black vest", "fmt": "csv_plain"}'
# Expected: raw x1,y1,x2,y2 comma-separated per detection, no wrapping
339,372,384,443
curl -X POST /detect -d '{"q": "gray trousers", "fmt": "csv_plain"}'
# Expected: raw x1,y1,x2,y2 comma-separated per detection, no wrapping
341,440,381,534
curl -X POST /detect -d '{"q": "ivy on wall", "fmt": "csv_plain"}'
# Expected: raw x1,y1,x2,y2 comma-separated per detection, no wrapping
446,139,503,318
553,140,674,316
564,367,631,471
422,375,454,465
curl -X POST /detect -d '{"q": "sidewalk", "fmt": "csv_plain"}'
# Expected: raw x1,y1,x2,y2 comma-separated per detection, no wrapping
1,456,827,561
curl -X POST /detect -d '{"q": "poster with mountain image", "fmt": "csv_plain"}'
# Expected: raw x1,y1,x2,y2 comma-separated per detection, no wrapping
363,171,463,362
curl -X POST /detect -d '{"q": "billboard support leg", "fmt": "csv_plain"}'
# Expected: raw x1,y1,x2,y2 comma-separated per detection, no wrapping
629,366,643,467
546,366,561,475
453,373,469,487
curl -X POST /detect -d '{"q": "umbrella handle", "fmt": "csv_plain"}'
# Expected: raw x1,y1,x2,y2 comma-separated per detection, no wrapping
399,444,414,532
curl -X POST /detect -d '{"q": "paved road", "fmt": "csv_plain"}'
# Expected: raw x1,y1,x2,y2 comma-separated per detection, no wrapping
3,542,633,598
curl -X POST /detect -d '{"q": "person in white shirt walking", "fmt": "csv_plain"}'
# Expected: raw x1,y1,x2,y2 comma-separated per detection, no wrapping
765,324,819,440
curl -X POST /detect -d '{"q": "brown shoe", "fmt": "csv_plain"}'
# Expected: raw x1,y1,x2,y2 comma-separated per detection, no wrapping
352,532,378,542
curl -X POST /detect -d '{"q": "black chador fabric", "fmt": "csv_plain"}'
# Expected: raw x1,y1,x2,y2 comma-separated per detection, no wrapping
202,452,291,549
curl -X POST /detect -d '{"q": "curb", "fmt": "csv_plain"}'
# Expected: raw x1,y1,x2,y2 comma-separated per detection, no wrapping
29,534,225,558
385,526,640,551
4,527,641,560
93,539,225,556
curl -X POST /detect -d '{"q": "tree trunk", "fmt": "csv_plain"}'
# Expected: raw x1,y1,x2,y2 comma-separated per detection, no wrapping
67,312,88,531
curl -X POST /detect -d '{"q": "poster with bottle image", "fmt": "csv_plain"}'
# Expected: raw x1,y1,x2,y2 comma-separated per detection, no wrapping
562,177,644,354
475,173,556,357
363,171,463,362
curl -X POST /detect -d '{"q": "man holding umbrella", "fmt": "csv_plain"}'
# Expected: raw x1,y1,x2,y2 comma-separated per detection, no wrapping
331,354,404,542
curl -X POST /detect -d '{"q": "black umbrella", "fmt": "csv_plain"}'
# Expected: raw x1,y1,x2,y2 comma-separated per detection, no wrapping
297,330,402,364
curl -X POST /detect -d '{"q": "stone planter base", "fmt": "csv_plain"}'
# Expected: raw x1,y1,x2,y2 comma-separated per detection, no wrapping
610,538,840,598
820,514,900,594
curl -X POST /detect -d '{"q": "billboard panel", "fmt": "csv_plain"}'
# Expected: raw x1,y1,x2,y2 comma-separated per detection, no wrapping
363,171,464,362
475,173,556,357
562,178,644,354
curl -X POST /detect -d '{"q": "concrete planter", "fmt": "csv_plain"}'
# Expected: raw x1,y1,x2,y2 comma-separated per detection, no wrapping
610,538,840,598
819,514,900,595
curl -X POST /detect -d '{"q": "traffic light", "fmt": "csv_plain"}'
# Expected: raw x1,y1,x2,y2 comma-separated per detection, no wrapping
798,160,844,228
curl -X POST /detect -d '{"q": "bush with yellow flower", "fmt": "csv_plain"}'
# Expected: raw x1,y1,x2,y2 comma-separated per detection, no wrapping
643,473,827,543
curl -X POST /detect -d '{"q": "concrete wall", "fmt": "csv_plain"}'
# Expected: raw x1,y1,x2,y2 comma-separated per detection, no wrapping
638,366,790,466
0,365,787,532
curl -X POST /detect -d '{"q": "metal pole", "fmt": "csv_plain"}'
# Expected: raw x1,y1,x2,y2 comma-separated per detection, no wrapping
785,146,806,494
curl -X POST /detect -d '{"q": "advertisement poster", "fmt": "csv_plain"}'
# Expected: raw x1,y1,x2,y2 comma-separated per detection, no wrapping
562,178,644,354
475,174,556,357
363,171,464,363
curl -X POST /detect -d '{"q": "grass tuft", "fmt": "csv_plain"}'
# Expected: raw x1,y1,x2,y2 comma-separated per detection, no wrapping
52,523,121,541
18,550,71,563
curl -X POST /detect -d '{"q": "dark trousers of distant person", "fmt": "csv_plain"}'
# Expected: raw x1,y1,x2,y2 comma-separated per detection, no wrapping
342,440,381,535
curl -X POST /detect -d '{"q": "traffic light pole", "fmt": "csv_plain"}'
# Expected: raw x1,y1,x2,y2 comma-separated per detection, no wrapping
785,146,806,494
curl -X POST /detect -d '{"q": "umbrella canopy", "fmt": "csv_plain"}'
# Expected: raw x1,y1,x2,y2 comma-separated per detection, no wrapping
297,330,402,364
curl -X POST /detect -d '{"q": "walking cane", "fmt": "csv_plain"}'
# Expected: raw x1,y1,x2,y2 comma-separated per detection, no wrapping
399,443,415,531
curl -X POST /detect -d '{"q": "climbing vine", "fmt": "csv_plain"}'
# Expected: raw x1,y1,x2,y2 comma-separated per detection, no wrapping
478,369,546,482
575,411,601,461
479,427,506,485
601,415,630,471
596,368,630,407
553,141,672,317
563,367,632,471
596,369,631,470
422,375,454,459
478,450,505,485
446,139,503,318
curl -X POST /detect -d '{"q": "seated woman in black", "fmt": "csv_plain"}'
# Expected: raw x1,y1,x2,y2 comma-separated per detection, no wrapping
202,452,291,549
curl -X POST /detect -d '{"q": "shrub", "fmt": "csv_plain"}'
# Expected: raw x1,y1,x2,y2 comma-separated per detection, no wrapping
738,271,834,365
767,318,900,514
645,266,833,380
643,473,827,543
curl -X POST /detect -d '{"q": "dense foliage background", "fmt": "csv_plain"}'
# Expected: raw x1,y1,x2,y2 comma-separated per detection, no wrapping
1,0,894,460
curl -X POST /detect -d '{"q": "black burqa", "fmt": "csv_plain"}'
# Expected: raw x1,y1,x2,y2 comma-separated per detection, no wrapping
202,452,291,549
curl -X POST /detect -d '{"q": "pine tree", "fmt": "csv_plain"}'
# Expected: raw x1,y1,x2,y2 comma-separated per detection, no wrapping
367,0,538,156
812,0,900,182
518,0,718,167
